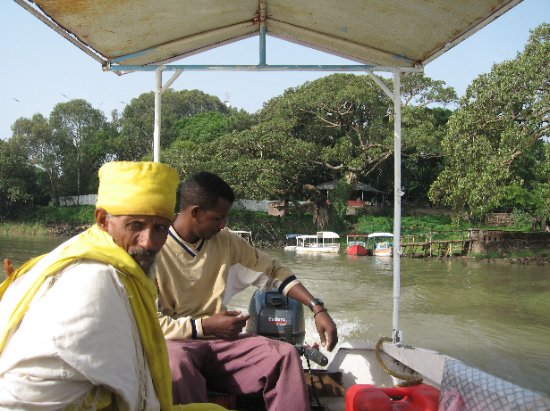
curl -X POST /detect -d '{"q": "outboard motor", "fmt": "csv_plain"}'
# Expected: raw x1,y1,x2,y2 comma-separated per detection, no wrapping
247,289,305,344
247,289,327,366
247,289,329,410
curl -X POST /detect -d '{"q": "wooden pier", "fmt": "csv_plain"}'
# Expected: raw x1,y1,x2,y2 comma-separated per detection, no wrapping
400,230,472,257
400,239,472,257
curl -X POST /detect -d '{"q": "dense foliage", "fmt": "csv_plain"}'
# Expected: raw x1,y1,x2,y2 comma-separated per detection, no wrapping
429,24,549,223
1,24,547,230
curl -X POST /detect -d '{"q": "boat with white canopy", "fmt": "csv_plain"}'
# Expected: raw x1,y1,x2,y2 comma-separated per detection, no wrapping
285,232,341,254
367,232,394,257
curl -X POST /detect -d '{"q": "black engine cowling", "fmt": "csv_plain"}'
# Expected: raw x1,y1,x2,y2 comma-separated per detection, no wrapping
246,289,305,345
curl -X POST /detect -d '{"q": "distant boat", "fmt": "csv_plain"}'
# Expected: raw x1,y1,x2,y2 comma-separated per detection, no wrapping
284,231,340,254
283,234,302,251
346,234,369,256
367,232,393,256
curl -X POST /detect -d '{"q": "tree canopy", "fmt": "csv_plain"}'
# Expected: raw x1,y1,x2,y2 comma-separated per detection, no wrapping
49,99,110,200
429,23,549,221
2,24,547,229
113,89,231,161
0,138,43,215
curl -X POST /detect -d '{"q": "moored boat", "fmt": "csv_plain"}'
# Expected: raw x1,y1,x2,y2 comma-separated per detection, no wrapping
346,234,369,256
285,231,341,254
283,233,302,251
366,232,393,256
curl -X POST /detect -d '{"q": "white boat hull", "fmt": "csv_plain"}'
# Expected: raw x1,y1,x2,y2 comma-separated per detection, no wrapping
372,247,392,257
295,245,340,254
315,340,550,411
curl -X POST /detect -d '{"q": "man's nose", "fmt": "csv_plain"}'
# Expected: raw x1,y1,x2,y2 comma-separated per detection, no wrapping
138,229,155,250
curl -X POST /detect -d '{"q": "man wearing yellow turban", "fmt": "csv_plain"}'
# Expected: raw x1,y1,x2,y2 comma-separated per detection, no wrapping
0,162,228,411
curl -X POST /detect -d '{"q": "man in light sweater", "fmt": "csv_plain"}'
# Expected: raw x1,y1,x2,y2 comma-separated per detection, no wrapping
154,171,338,410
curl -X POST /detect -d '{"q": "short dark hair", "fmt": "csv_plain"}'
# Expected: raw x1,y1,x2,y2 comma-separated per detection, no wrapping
180,171,235,211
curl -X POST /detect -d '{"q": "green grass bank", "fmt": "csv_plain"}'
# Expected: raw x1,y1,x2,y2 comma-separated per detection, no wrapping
2,205,549,263
2,204,535,247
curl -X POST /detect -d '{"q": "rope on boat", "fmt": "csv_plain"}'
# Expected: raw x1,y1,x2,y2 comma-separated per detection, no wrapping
375,337,423,386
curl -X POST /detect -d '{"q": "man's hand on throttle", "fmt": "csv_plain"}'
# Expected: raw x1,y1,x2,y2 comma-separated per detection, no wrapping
314,311,338,352
202,310,250,339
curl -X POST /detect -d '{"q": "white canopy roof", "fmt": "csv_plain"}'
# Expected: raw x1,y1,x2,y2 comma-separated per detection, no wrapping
17,0,522,70
368,232,394,238
317,231,340,239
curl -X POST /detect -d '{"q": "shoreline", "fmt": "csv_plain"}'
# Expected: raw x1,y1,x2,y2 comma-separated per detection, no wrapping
44,225,549,265
0,223,545,266
473,255,550,266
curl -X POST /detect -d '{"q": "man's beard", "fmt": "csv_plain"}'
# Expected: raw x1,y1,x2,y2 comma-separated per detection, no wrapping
129,248,157,273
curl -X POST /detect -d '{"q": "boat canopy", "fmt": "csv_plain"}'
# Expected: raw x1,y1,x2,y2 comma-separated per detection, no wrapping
285,234,303,239
297,235,319,240
316,231,340,239
16,0,521,71
368,232,394,239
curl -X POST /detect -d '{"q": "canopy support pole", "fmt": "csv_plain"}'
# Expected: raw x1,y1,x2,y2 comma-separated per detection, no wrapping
365,69,404,343
259,0,267,66
153,68,163,162
391,70,403,343
153,68,183,162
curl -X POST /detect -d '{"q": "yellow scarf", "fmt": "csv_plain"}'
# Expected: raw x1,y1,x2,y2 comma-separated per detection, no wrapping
0,225,173,411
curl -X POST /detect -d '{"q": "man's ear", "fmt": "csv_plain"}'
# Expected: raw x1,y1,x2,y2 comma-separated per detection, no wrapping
95,208,109,230
190,205,201,218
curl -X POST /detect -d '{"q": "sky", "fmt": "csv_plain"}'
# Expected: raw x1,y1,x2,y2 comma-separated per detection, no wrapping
1,0,548,140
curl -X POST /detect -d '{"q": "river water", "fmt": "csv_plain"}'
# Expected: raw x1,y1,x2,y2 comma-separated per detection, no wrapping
1,235,549,396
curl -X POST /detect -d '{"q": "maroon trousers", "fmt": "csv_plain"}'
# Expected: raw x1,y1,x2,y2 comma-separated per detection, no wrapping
167,335,310,411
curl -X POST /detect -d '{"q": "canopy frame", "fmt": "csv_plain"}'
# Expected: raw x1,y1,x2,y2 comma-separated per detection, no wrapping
148,62,407,342
15,0,524,344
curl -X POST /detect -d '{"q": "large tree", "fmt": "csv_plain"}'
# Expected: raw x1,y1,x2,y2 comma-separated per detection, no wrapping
255,73,455,198
114,89,230,161
0,139,43,215
429,24,550,221
164,73,455,207
10,114,64,205
257,74,392,185
49,99,110,199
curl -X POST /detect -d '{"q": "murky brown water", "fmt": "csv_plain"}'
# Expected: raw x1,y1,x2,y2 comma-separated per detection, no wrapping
1,235,549,396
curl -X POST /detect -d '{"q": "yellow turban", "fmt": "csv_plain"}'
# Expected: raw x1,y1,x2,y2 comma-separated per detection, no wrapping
96,161,179,220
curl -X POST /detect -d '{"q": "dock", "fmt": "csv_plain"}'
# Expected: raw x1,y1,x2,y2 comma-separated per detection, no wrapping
400,239,472,257
400,231,472,257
